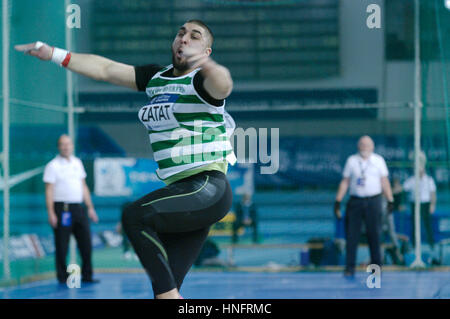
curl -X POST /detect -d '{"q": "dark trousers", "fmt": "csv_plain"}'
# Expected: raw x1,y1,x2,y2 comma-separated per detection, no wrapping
53,202,93,283
345,194,382,273
121,170,233,296
410,202,435,248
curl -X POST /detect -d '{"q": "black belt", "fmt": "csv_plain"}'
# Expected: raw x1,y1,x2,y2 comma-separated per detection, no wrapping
350,193,381,200
54,202,82,211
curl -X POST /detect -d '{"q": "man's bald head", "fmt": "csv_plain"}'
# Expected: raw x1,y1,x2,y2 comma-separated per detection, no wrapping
58,134,71,144
358,135,374,159
58,134,74,159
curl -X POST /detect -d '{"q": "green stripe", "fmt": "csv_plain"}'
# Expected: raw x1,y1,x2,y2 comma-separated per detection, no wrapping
151,135,228,152
146,77,192,88
142,176,209,207
180,124,226,134
157,150,232,169
148,127,181,134
141,231,168,261
174,112,224,123
176,95,204,104
148,124,225,135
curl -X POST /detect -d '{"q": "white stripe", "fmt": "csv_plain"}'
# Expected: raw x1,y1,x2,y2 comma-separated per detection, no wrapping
177,120,224,128
145,84,196,97
154,141,232,162
149,122,225,144
156,159,227,180
149,129,201,144
150,131,228,144
173,103,224,114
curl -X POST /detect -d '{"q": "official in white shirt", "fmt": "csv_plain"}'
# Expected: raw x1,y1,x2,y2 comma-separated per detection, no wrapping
334,136,394,276
43,134,99,284
402,152,437,250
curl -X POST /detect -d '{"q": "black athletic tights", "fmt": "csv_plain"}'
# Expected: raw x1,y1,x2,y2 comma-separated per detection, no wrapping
121,170,232,296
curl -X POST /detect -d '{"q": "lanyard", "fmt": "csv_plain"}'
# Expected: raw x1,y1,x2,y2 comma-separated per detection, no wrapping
358,159,370,179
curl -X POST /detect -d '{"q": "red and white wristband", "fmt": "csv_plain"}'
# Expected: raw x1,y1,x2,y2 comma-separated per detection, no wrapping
51,46,71,67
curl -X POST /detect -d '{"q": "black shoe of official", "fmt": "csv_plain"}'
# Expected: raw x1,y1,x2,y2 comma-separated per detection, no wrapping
431,258,441,266
82,278,101,284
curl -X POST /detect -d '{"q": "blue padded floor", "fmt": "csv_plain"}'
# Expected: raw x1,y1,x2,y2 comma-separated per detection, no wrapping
1,271,449,299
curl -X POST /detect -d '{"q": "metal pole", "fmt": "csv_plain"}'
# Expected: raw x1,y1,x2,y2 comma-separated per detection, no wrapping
2,0,11,280
65,0,74,141
411,0,426,269
64,0,77,266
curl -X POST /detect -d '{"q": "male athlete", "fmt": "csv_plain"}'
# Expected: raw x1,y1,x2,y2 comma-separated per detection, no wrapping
16,20,235,299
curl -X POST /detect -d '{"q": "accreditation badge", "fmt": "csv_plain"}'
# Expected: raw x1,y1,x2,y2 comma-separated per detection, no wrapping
356,177,366,187
61,203,72,227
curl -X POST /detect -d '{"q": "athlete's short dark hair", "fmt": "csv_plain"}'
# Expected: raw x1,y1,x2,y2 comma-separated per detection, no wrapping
186,19,214,48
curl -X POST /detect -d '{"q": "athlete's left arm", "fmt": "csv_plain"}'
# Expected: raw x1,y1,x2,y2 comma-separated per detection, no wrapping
199,58,233,100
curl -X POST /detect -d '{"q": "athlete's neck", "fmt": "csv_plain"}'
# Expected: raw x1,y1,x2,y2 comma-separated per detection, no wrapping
172,67,195,77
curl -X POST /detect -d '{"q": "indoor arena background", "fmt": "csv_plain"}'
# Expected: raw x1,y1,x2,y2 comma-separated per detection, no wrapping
1,0,450,298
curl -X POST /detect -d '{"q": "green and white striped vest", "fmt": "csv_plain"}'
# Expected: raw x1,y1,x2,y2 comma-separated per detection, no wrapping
139,65,236,180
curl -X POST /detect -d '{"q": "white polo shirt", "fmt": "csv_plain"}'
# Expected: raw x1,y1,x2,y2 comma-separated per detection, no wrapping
343,153,389,197
43,155,87,203
403,174,436,203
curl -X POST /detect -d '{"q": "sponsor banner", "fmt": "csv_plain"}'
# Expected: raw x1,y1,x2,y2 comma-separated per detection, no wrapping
39,235,56,255
10,236,35,260
0,233,108,261
94,158,165,197
95,158,255,197
0,235,38,261
255,136,450,187
227,163,255,196
23,234,46,258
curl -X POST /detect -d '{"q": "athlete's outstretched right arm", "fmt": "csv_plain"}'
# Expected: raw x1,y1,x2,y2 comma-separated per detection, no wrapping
14,41,138,91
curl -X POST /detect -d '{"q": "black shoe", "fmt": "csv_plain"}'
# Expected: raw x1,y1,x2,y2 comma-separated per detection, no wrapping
82,278,100,284
431,258,441,266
